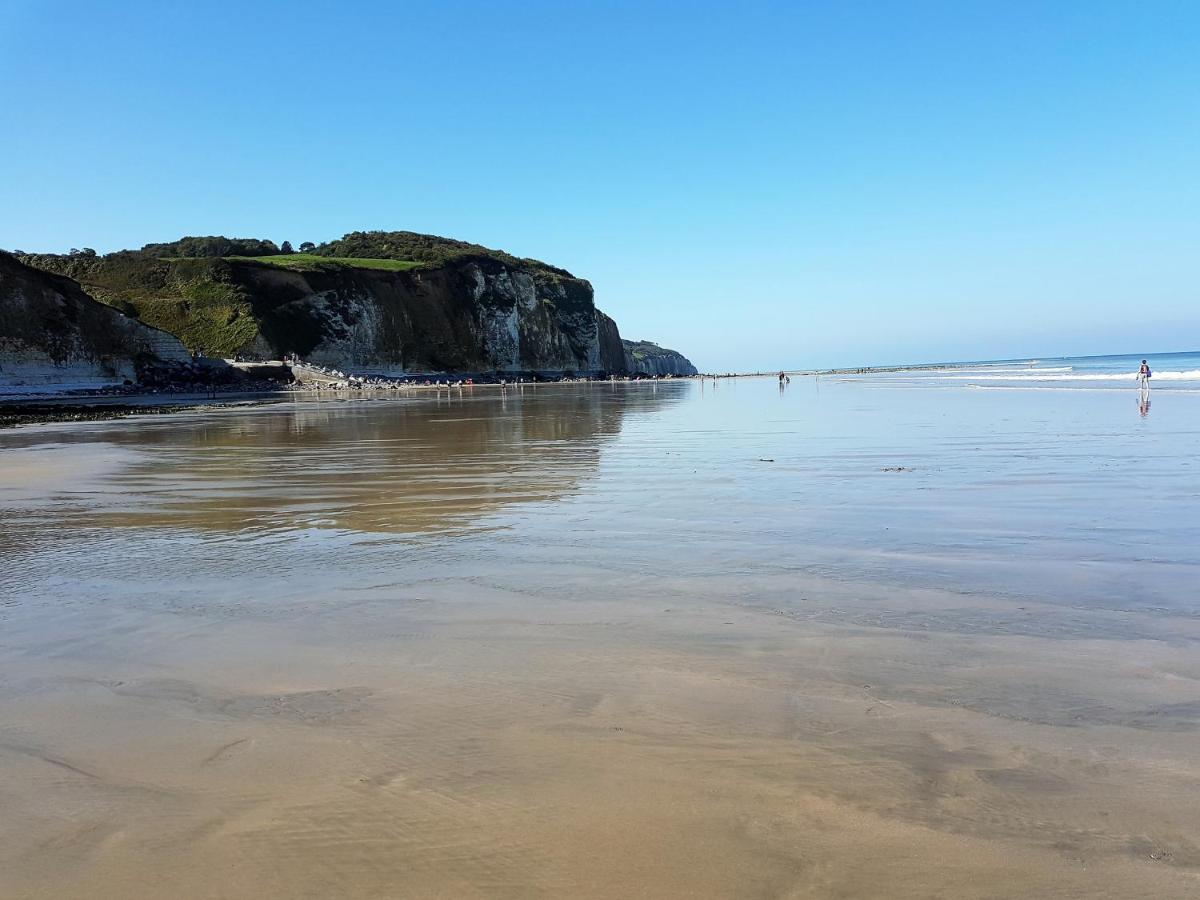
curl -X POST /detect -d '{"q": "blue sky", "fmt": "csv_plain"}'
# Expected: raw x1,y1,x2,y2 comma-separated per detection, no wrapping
2,1,1197,370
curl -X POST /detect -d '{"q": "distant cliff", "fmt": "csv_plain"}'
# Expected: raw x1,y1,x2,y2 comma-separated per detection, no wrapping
622,339,698,376
16,231,695,378
0,252,188,391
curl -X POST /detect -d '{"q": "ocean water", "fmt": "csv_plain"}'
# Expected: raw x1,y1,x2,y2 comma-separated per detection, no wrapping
1,373,1199,898
873,349,1200,390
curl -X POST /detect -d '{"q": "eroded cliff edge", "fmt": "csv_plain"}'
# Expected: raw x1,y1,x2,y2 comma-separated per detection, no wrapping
231,256,626,374
0,252,189,391
622,339,698,376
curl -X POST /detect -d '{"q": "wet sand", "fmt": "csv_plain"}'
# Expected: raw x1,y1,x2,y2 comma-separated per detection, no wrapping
1,380,1198,898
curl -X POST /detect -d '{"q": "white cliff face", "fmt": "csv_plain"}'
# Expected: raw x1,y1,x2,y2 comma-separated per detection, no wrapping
0,341,138,392
288,289,386,370
256,259,612,374
449,262,604,373
475,266,524,370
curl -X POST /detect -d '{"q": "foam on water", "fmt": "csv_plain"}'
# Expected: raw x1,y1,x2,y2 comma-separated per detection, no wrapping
867,350,1200,391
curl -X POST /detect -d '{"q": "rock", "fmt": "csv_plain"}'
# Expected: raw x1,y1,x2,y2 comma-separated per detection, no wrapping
622,339,698,376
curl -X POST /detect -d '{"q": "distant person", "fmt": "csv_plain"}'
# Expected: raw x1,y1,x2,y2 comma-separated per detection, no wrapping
1138,359,1152,390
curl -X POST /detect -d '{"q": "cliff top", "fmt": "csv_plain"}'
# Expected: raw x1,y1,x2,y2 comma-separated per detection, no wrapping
16,230,574,279
623,339,686,358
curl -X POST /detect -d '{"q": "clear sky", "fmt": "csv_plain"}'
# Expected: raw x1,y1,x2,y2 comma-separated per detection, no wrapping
2,1,1197,371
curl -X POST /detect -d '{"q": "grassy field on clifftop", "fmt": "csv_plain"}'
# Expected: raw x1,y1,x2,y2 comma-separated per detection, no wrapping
226,254,422,271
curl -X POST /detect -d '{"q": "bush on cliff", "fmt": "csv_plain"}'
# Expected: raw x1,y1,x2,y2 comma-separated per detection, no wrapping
140,236,281,258
312,231,573,277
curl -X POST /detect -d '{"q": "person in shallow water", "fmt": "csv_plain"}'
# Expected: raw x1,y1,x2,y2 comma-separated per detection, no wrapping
1138,359,1152,390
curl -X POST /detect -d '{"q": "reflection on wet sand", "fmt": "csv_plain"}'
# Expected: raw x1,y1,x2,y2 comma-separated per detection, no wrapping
4,385,669,536
2,380,1199,899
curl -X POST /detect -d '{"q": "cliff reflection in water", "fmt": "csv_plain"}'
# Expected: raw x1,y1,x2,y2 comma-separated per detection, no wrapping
63,384,683,536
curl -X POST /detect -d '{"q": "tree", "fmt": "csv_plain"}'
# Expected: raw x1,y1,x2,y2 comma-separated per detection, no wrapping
299,241,315,253
139,236,279,257
280,240,294,254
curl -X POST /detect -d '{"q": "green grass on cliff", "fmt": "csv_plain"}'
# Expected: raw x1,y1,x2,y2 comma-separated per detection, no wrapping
18,254,262,356
110,270,259,355
312,231,575,277
133,293,259,355
227,254,421,271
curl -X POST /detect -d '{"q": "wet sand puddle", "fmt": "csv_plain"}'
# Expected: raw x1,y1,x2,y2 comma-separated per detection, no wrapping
1,380,1199,898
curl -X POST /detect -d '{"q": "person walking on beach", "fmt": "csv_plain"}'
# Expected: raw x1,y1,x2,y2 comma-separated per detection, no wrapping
1138,359,1152,390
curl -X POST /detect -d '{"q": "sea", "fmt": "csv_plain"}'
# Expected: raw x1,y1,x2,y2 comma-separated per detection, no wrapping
873,349,1200,390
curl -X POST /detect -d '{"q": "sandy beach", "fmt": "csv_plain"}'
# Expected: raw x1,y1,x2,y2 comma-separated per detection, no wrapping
2,377,1198,898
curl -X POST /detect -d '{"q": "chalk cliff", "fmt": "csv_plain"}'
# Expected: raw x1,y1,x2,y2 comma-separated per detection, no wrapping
0,252,189,392
231,256,627,374
16,232,694,378
622,339,698,376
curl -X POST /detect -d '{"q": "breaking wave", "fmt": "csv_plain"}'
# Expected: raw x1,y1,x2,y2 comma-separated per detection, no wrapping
955,369,1200,382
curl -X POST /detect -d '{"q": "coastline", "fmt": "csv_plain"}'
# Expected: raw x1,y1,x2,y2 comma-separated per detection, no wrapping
6,345,1194,429
0,377,683,428
5,347,1193,428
